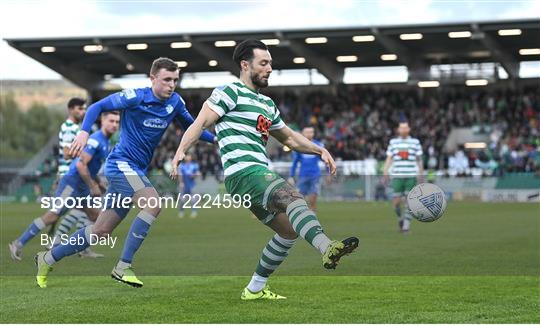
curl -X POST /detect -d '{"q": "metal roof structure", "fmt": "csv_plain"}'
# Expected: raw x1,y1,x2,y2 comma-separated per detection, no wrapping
6,18,540,92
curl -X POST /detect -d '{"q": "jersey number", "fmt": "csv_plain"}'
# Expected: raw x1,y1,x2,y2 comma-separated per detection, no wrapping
256,115,272,143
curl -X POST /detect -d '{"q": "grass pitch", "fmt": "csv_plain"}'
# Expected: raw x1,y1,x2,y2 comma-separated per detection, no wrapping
1,201,538,323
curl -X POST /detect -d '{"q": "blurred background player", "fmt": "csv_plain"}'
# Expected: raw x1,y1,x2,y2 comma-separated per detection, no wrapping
8,112,119,262
51,98,102,257
288,126,324,211
383,118,424,233
178,153,200,219
34,57,215,289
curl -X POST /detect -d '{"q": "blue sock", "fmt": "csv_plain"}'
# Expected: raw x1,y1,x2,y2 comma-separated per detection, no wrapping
49,226,92,263
17,218,46,246
120,211,155,264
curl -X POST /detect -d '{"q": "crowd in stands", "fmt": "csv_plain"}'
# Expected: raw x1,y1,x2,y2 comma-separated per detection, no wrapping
147,85,539,177
41,85,538,179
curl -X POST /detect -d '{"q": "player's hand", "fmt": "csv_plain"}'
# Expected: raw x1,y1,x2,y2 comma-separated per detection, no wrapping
287,177,295,186
69,131,89,157
169,151,186,180
90,183,102,197
320,149,337,176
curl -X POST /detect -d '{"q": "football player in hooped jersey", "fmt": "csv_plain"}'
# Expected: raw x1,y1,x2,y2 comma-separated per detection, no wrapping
171,40,359,300
34,58,216,288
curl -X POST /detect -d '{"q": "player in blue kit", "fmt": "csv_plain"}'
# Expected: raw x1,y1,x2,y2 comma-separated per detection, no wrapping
178,153,200,219
34,57,216,288
9,112,120,261
288,127,324,211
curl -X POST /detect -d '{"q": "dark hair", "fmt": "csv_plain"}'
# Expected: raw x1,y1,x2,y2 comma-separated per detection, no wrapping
232,39,268,68
67,97,86,109
102,111,120,117
150,57,178,75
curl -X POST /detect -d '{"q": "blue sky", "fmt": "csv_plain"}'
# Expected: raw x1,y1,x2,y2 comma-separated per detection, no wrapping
1,0,538,79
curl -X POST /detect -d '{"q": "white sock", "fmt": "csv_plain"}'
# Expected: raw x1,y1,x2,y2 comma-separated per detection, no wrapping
116,260,131,270
44,251,56,266
403,219,411,231
312,233,331,254
247,273,268,293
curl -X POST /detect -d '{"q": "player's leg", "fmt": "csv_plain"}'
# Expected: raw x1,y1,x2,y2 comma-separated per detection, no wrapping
9,210,61,261
50,209,86,247
391,178,405,231
112,185,160,287
242,211,297,300
267,183,357,269
35,208,123,288
188,188,198,218
400,178,417,233
75,209,105,258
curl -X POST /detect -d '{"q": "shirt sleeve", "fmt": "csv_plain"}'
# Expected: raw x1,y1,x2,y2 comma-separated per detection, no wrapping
415,140,423,157
82,137,99,157
269,101,285,130
386,141,394,157
206,85,237,117
81,89,142,132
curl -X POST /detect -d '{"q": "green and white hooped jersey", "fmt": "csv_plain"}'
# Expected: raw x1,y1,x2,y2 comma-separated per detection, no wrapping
386,136,423,177
206,82,285,177
58,119,80,175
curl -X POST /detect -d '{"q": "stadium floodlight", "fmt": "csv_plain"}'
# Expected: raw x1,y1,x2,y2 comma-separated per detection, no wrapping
498,29,522,36
519,48,540,55
176,61,188,68
40,46,56,53
380,54,398,61
336,55,358,62
293,57,306,64
466,79,488,86
214,40,236,47
469,51,491,58
126,43,148,50
399,33,423,40
448,31,472,38
83,45,103,53
126,63,135,71
464,142,487,149
352,35,375,42
305,37,327,44
261,39,280,46
418,81,440,88
208,60,218,67
170,42,192,49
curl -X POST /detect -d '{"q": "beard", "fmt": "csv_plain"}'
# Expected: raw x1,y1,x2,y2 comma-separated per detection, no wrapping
251,72,269,88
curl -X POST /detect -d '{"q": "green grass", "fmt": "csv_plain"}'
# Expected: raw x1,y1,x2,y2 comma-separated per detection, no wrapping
1,201,539,323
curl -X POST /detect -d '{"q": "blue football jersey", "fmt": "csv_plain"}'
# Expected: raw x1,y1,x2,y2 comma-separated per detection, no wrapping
66,130,110,178
179,162,199,188
290,140,323,178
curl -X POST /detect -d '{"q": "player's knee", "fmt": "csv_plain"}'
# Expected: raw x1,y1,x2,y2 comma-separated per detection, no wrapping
279,228,298,240
268,185,304,213
91,224,111,237
42,212,59,224
142,206,161,218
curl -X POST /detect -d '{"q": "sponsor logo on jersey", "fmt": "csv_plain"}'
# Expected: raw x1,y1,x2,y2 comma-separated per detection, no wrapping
143,118,168,129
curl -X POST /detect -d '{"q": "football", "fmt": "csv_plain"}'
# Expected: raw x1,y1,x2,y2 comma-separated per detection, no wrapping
407,183,447,222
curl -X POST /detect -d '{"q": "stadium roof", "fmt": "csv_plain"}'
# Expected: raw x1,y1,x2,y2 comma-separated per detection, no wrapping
5,19,540,90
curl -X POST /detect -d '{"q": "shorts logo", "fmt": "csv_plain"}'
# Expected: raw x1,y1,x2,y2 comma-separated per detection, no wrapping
264,173,275,181
419,192,444,216
143,118,168,129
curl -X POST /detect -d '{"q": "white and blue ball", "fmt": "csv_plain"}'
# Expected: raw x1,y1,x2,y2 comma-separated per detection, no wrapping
407,183,447,222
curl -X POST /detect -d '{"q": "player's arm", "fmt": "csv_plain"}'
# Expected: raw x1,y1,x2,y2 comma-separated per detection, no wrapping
70,90,138,156
170,102,220,179
76,152,101,196
271,125,336,175
175,98,216,144
416,143,424,182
